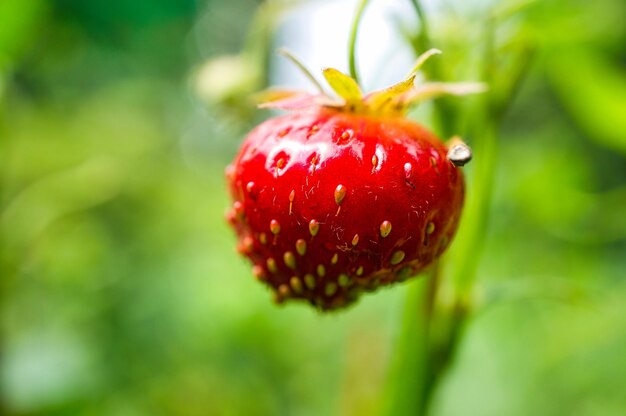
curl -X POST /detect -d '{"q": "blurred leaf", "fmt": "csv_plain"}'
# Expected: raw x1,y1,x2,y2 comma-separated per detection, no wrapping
2,157,123,250
525,0,626,48
545,48,626,155
502,137,626,244
0,0,47,67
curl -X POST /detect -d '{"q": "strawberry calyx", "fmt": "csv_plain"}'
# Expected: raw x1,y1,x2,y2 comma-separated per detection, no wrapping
258,48,487,118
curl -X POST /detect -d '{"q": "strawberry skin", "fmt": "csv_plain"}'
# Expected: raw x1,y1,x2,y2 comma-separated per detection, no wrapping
226,108,464,310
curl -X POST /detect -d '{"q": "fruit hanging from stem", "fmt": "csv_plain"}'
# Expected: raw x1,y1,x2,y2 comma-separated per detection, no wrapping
225,49,484,310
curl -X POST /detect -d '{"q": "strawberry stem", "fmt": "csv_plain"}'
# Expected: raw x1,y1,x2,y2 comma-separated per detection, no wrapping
276,48,326,94
348,0,370,85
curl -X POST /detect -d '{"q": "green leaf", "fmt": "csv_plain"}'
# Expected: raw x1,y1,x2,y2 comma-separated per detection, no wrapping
322,68,363,105
545,48,626,155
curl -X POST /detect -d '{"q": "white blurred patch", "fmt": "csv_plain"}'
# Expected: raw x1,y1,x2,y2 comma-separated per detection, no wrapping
272,0,417,93
2,330,96,411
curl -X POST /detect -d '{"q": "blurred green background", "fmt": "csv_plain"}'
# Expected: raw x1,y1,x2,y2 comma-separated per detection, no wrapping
1,0,625,415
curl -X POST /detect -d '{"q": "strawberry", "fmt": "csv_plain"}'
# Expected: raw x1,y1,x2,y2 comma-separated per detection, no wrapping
225,50,483,310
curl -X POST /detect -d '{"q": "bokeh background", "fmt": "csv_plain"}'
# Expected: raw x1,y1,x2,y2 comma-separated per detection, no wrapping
1,0,625,415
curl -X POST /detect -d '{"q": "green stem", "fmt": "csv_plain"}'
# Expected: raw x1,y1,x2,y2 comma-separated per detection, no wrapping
448,16,497,297
379,269,437,416
450,18,532,297
380,7,533,416
378,3,535,416
380,262,465,416
406,0,458,138
348,0,370,84
409,0,430,46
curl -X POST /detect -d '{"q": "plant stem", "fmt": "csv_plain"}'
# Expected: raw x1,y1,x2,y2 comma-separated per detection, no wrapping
379,270,436,416
409,0,430,47
348,0,370,84
405,0,459,139
380,5,536,416
448,16,497,297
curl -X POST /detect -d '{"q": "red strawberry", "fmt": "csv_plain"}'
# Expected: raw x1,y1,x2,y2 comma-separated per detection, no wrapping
225,51,482,310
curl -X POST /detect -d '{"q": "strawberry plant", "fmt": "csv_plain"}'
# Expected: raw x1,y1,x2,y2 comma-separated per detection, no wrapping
224,0,530,414
225,52,481,310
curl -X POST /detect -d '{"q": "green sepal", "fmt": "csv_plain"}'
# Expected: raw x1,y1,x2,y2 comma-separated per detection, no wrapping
257,90,341,110
393,82,488,110
408,48,442,76
322,68,363,107
253,88,305,104
363,74,416,113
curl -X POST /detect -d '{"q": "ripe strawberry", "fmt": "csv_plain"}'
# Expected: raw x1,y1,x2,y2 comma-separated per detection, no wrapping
225,50,482,310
